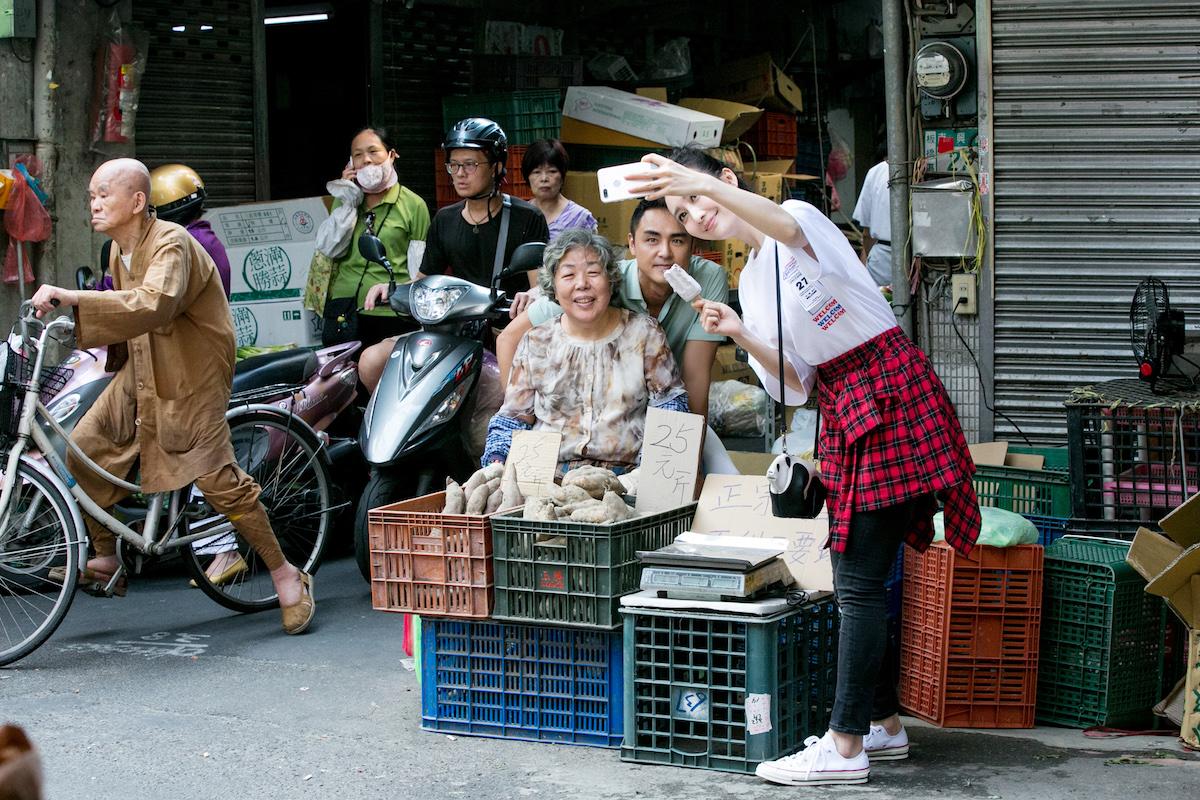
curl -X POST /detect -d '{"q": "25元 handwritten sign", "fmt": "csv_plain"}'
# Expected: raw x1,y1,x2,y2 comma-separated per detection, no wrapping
507,430,561,497
636,408,704,514
692,474,832,591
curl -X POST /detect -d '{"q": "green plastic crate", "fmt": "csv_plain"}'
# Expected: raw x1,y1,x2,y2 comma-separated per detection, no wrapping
1036,536,1166,728
569,145,670,172
442,90,561,145
490,502,696,629
620,597,838,773
974,445,1072,518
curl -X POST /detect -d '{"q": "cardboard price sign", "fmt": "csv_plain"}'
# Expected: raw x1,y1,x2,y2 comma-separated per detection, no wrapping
506,430,561,497
636,408,705,514
692,474,833,591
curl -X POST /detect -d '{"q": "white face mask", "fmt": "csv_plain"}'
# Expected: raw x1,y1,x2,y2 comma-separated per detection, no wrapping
356,161,395,194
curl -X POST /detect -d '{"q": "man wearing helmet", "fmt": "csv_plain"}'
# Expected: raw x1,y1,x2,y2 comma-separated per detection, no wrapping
149,164,232,297
357,118,549,392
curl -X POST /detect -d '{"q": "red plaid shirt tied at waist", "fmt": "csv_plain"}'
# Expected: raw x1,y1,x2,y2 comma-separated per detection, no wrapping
815,326,981,556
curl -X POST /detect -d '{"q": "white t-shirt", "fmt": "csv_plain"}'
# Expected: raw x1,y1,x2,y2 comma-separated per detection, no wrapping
852,160,890,242
739,200,897,405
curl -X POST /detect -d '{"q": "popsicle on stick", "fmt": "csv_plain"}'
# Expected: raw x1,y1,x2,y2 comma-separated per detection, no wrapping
664,264,702,303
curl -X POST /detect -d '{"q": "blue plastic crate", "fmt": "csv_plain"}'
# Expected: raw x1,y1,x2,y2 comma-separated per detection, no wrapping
420,618,623,747
1024,514,1068,547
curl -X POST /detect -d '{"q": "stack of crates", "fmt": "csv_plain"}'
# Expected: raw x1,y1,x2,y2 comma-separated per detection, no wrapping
418,499,697,748
899,542,1043,727
620,595,838,773
741,112,798,159
972,445,1072,546
1036,537,1166,728
1065,379,1200,536
442,90,562,146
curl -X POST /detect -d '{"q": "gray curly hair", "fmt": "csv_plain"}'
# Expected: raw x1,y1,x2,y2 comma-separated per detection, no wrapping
538,229,622,300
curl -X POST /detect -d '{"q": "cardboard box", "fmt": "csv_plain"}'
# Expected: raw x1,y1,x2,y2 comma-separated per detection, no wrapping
692,474,831,591
204,196,327,347
726,451,776,476
751,173,785,203
559,116,663,149
1126,490,1200,749
710,53,803,114
711,343,757,385
751,158,796,175
563,86,725,148
678,98,763,144
563,171,638,246
711,238,749,287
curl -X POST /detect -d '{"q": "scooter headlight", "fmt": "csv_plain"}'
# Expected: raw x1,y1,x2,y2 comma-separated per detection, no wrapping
412,284,469,324
412,379,472,440
48,392,81,423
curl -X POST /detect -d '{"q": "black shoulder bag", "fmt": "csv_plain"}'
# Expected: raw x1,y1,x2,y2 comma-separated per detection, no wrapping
766,241,827,519
321,204,394,346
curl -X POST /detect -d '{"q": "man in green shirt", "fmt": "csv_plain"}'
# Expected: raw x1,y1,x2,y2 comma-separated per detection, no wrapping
497,198,728,420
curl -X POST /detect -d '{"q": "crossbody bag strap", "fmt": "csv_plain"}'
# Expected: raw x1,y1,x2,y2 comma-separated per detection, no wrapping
491,194,513,283
773,242,820,458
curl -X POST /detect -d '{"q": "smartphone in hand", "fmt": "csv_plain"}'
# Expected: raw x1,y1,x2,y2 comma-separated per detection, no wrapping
597,163,651,203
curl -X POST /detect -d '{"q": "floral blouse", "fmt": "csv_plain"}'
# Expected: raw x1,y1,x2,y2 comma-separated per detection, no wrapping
484,309,688,468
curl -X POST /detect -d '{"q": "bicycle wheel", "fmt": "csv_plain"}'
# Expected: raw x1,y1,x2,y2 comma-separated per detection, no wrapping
184,411,332,613
0,461,81,666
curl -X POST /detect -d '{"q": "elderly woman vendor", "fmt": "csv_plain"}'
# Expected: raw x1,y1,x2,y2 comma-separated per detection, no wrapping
481,229,687,473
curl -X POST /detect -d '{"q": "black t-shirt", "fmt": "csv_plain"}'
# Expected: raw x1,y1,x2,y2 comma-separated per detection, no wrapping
421,196,549,299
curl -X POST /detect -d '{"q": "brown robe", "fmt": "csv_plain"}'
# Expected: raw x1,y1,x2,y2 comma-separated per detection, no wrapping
72,215,236,494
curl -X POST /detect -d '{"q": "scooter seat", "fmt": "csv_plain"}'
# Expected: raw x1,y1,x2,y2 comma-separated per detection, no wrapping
232,348,320,394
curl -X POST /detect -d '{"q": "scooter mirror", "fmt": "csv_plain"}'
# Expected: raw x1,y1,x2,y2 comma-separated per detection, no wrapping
75,266,97,291
497,242,546,280
358,232,393,276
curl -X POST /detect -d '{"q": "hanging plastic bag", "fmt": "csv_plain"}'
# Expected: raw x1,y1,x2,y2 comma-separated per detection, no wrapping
645,37,692,80
3,169,52,284
89,11,148,146
314,177,364,259
708,380,771,437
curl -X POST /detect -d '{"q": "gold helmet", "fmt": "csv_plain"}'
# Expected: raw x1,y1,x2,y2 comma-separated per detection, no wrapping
149,163,206,224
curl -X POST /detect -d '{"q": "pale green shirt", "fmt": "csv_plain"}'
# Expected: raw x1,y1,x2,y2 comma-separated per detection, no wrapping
527,255,728,366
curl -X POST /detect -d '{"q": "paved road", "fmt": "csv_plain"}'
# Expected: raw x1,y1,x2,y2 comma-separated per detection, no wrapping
2,554,1197,799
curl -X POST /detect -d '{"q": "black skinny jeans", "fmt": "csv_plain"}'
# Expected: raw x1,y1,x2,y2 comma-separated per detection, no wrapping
828,498,921,735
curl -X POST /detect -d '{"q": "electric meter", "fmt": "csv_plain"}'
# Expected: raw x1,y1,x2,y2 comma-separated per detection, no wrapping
914,41,969,100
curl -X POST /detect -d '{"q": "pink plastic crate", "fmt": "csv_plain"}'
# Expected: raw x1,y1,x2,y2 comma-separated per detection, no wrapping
1104,463,1199,509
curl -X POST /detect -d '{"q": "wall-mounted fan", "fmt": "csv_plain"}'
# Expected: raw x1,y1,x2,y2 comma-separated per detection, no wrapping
1130,278,1185,391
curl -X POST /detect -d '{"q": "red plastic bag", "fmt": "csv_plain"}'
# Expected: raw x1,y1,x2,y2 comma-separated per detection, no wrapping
3,171,50,284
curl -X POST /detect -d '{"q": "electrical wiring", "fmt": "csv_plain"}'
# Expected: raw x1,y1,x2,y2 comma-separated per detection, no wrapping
945,291,1031,445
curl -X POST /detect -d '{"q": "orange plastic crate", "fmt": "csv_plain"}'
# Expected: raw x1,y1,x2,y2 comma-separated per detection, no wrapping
899,542,1043,728
433,147,532,208
368,490,493,618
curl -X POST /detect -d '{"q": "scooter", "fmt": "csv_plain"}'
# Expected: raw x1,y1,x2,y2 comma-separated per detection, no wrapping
351,231,545,580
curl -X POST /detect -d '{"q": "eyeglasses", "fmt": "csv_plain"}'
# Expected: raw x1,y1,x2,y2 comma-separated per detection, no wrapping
446,160,485,175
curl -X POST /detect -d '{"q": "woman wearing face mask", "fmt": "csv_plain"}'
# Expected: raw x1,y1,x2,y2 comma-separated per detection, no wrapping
315,126,430,349
522,139,597,241
628,146,981,788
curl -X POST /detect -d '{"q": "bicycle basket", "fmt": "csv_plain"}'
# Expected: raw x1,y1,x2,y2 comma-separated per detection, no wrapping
0,344,71,445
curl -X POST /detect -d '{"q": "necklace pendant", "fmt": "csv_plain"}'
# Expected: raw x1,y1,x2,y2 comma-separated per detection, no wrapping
472,224,479,234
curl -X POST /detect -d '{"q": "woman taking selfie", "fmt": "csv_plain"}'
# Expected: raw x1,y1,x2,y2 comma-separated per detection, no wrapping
630,147,981,788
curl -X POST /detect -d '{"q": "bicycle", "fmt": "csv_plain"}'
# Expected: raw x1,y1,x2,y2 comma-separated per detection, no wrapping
0,302,335,666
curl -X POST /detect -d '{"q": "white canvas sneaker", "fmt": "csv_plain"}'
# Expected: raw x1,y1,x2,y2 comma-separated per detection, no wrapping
863,723,910,761
755,731,871,787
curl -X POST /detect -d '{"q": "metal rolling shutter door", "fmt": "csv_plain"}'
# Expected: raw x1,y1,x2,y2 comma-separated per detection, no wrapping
379,6,475,210
133,0,257,206
990,0,1200,442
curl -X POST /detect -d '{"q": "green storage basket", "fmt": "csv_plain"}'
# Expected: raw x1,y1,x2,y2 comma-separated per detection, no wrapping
1036,536,1166,728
